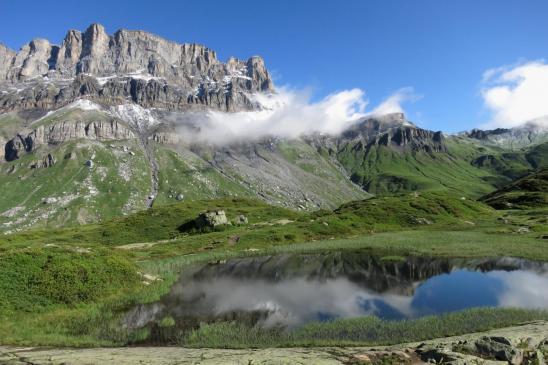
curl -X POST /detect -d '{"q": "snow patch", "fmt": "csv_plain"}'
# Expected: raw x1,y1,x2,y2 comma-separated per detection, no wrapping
127,69,164,82
96,75,117,86
69,99,102,111
32,99,103,124
110,103,159,130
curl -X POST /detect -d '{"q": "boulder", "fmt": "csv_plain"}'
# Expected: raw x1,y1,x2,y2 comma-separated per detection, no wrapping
235,214,248,225
473,336,524,364
410,216,433,225
196,210,228,229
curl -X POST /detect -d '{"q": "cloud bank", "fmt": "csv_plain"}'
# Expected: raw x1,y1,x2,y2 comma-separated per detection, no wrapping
481,61,548,129
175,87,417,144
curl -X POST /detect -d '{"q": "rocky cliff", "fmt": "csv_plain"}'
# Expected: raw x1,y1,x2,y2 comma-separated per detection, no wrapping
465,119,548,149
308,113,445,153
4,119,134,161
0,24,273,113
371,126,447,152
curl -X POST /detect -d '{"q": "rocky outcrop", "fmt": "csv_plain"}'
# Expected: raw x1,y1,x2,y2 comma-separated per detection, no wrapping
371,126,447,152
0,44,16,79
195,210,229,229
4,120,134,161
29,153,56,169
416,325,548,365
340,113,413,141
151,132,182,145
0,24,273,113
0,321,546,364
308,113,446,154
5,135,36,161
465,120,548,149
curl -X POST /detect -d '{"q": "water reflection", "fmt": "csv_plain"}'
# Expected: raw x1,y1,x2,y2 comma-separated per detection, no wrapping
126,253,548,331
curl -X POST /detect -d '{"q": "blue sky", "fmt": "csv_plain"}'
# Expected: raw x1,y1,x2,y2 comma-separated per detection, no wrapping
1,0,547,132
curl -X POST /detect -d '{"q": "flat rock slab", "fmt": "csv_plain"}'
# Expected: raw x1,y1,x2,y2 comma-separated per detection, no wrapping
0,321,547,365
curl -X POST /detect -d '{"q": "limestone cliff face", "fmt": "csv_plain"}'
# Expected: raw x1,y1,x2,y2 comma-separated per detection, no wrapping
4,120,134,161
0,44,17,80
0,24,274,112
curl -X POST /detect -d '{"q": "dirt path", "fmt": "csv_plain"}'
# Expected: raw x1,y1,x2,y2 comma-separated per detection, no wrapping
1,321,546,364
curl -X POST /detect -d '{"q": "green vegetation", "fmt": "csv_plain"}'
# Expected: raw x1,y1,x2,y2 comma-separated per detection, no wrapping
0,197,301,248
182,308,548,348
481,167,548,210
335,138,546,197
0,248,138,312
0,139,150,232
0,189,546,347
2,191,524,262
153,145,252,205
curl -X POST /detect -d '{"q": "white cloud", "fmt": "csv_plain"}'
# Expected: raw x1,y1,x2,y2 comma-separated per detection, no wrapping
370,87,421,116
168,277,415,328
175,86,418,145
481,61,548,129
488,270,548,309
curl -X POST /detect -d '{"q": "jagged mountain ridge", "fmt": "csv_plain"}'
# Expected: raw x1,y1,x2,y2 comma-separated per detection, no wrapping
464,118,548,150
0,24,272,113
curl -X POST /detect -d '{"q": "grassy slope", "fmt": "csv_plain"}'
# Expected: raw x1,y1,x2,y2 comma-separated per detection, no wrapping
480,167,548,238
0,197,302,248
481,167,548,210
0,192,500,251
153,144,252,205
0,107,152,232
0,139,150,233
335,137,547,197
526,142,548,168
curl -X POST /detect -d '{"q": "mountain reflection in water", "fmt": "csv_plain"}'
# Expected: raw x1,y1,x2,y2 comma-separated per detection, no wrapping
125,253,548,331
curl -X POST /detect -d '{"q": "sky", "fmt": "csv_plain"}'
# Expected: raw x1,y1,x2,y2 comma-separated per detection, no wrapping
1,0,547,132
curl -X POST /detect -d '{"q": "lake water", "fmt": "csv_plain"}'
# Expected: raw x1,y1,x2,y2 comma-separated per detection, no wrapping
127,252,548,331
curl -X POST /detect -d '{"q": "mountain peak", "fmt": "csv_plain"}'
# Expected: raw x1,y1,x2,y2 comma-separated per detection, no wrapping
85,23,106,34
0,24,274,113
465,119,548,149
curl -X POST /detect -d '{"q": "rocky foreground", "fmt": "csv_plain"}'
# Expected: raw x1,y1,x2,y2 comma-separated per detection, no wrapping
0,321,546,364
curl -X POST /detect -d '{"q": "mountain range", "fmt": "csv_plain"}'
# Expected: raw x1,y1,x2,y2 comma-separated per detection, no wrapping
1,24,546,233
